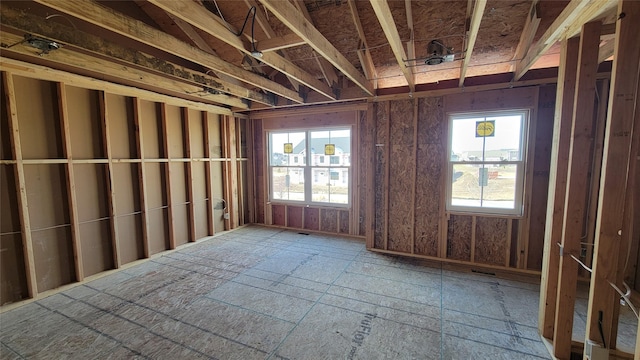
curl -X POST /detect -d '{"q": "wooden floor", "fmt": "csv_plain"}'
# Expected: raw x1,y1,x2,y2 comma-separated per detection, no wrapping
0,226,587,359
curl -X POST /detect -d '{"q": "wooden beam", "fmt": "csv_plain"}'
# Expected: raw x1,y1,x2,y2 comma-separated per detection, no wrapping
243,0,301,92
4,5,269,105
0,5,274,106
552,21,601,359
515,0,616,80
1,57,233,116
182,108,196,242
98,91,120,268
257,33,305,52
586,0,640,349
369,0,414,92
347,0,377,87
159,103,175,250
598,39,615,63
0,30,247,110
261,0,374,96
147,0,335,100
459,0,487,87
512,1,541,65
2,71,38,298
292,0,339,87
132,98,150,258
203,112,215,236
405,0,416,76
57,82,85,282
33,0,303,103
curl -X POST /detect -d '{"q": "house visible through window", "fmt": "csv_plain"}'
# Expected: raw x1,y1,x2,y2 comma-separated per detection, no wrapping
269,128,350,205
447,111,527,215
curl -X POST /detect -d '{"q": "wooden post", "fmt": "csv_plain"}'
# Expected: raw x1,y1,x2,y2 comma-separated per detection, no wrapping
365,102,375,248
520,89,540,270
99,91,121,268
552,20,601,360
410,100,418,253
3,71,38,298
182,108,196,242
538,36,580,341
159,103,175,249
228,116,239,229
203,112,215,236
57,82,84,282
586,0,640,349
132,98,150,258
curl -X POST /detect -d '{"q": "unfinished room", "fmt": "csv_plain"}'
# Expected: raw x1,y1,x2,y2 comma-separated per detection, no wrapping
0,0,638,359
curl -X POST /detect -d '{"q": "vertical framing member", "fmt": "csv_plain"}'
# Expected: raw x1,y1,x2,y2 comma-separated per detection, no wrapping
3,71,38,298
99,91,121,268
132,98,150,258
56,82,84,282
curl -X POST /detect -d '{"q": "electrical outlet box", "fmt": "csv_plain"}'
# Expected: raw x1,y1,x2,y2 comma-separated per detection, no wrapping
223,212,230,220
584,340,608,360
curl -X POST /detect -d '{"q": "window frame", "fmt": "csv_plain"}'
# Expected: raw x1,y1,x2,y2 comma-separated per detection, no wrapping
446,110,529,216
268,126,352,207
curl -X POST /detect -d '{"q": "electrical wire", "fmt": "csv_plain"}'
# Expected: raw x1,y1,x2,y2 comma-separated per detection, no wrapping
211,1,260,54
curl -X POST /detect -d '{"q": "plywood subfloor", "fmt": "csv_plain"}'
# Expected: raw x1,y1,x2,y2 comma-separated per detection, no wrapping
0,226,622,359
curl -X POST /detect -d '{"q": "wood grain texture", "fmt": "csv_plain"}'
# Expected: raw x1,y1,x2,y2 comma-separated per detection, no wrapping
320,209,338,233
373,102,389,249
474,217,509,266
387,99,414,253
287,206,303,229
339,210,350,234
447,215,472,261
303,207,320,231
272,204,286,226
414,97,444,256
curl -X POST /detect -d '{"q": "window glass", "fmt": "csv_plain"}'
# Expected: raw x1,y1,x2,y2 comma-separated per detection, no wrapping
448,112,526,215
269,128,350,205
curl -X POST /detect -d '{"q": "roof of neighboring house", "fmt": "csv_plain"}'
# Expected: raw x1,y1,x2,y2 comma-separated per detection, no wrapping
292,137,350,155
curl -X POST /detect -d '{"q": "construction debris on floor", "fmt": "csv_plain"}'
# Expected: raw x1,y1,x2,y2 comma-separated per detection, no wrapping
0,226,609,359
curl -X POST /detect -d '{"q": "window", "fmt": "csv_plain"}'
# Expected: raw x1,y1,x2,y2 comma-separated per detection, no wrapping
269,128,350,205
447,111,527,215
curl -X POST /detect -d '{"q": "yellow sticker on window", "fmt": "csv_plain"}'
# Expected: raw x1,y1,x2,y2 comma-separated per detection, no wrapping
283,143,293,154
476,121,495,137
324,144,335,155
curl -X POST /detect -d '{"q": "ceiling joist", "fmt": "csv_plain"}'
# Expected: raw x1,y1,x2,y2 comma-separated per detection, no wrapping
0,30,246,110
405,0,416,75
459,0,487,87
0,5,275,107
33,0,303,103
260,0,374,96
148,0,336,100
257,33,306,52
515,0,617,80
369,0,415,92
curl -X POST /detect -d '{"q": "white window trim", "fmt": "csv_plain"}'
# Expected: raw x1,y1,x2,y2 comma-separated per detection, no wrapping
446,110,529,216
268,127,352,207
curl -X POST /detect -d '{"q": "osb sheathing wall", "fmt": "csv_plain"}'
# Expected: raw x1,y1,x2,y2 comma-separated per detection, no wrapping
251,106,367,237
369,86,556,272
0,71,249,306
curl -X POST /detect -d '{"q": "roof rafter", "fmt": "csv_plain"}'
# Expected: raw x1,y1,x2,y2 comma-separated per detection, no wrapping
243,0,301,92
459,0,487,87
134,1,247,89
32,0,302,103
148,0,336,100
347,0,377,88
511,0,541,71
260,0,374,96
292,0,339,87
405,0,416,77
369,0,415,92
515,0,617,80
257,33,306,52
